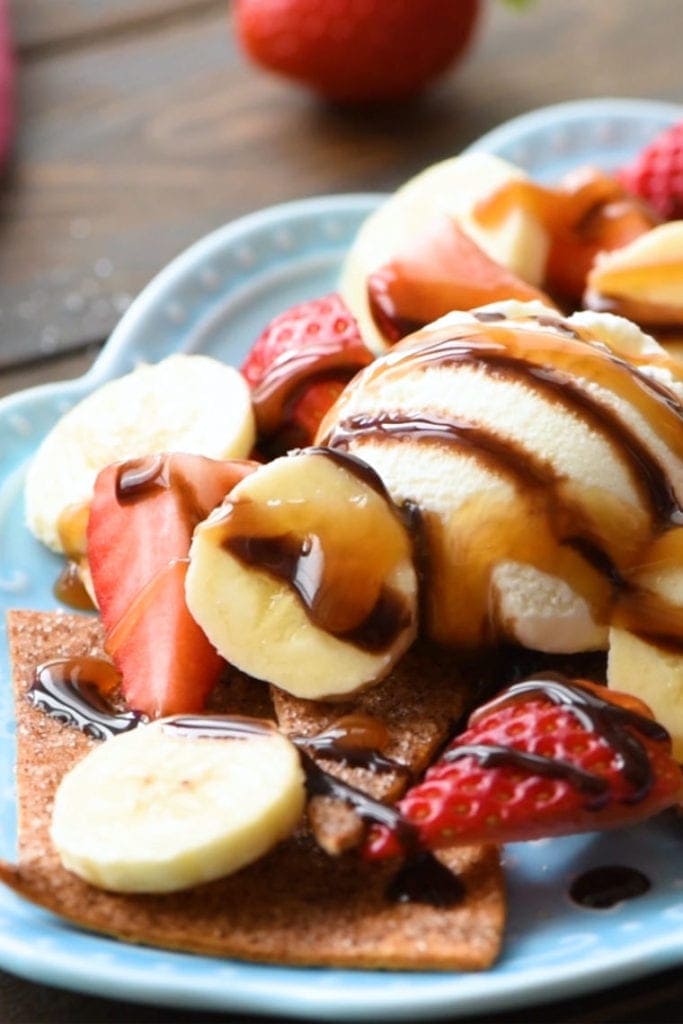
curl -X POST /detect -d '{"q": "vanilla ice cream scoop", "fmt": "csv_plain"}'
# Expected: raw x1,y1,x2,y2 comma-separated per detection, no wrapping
317,302,683,653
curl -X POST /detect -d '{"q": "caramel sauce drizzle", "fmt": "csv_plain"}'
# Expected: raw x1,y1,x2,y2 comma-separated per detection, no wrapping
322,318,683,647
213,448,414,651
53,561,96,612
54,502,96,611
251,343,374,436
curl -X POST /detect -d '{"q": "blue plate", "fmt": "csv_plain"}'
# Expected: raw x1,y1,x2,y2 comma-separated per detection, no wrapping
2,98,683,1020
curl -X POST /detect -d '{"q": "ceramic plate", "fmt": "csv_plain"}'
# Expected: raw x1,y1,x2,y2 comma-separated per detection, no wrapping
2,98,683,1020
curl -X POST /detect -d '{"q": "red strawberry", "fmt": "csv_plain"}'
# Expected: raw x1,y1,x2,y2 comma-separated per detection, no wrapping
618,120,683,220
368,217,553,344
241,292,373,442
87,453,256,717
234,0,480,104
289,378,348,440
367,675,682,857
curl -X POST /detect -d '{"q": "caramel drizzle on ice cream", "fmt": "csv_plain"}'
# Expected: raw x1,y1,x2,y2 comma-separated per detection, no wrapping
321,316,683,649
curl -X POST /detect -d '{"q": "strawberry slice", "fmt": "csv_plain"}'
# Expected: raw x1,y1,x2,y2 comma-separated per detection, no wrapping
87,453,256,717
367,217,553,344
241,292,374,443
367,675,682,857
618,120,683,221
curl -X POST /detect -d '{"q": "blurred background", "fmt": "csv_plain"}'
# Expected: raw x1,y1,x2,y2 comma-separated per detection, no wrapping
1,0,682,395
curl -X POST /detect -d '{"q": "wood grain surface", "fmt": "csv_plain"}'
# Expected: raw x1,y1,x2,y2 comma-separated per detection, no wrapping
2,0,683,369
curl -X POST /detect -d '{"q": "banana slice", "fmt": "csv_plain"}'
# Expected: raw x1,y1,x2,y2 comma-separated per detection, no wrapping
587,221,683,309
185,448,418,700
26,354,256,553
51,717,306,893
341,152,549,351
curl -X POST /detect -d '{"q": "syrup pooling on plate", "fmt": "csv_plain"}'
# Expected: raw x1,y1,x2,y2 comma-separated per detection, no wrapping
569,864,651,909
53,561,95,612
321,314,683,649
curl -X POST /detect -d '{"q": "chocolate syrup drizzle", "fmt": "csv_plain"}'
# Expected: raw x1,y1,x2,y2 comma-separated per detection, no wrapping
222,447,415,653
114,454,209,526
295,713,409,774
225,533,412,653
459,674,669,805
28,658,144,740
319,321,683,651
30,659,670,908
325,335,683,529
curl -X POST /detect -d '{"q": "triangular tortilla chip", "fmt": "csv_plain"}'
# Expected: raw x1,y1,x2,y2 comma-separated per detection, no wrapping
271,641,470,853
1,610,504,970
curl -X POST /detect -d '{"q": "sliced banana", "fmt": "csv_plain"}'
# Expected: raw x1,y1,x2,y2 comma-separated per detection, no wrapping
186,448,418,699
341,152,550,351
26,354,256,552
587,221,683,308
51,717,306,893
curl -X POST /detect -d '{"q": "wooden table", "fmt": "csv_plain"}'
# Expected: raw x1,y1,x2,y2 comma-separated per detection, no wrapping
2,1,683,1020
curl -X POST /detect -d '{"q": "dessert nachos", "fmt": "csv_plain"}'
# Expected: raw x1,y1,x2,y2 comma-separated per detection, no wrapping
4,120,683,971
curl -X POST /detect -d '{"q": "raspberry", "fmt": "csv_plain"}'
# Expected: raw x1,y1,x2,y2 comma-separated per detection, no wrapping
618,121,683,220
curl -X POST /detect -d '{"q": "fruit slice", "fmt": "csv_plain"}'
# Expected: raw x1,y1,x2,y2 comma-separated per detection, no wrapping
618,119,683,220
544,167,658,302
241,292,373,443
608,627,683,762
50,716,306,892
341,153,550,351
186,448,418,699
368,218,551,343
585,221,683,320
88,453,256,717
26,355,256,553
367,675,682,857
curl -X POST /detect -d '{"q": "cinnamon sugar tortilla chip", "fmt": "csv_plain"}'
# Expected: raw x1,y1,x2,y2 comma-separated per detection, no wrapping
271,642,470,854
1,610,504,970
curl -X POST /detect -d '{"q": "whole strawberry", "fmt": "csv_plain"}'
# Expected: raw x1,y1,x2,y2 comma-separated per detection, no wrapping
234,0,481,103
367,675,682,857
618,120,683,220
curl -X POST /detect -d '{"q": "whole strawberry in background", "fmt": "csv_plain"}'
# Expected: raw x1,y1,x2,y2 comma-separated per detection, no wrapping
234,0,481,103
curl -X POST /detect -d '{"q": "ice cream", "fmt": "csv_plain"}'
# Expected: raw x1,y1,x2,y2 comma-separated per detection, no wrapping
317,300,683,655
